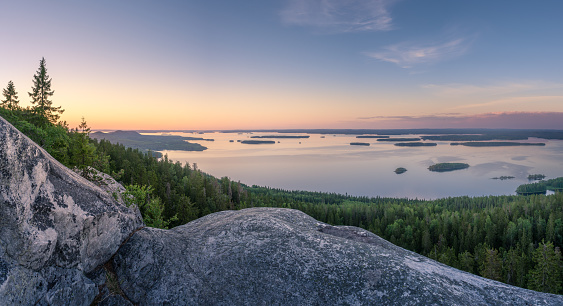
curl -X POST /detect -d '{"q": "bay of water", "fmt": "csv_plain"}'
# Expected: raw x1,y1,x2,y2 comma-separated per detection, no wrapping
152,132,563,199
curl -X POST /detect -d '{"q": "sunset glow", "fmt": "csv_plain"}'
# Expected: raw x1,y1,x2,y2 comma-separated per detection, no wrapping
2,1,563,130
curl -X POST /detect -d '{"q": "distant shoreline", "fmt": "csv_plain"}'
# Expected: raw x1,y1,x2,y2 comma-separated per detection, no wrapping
92,129,563,141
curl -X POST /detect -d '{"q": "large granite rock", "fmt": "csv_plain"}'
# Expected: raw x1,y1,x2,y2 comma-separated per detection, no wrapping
114,207,563,305
0,116,143,304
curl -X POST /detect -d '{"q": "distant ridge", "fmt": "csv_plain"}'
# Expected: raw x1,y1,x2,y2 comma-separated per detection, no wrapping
90,130,208,154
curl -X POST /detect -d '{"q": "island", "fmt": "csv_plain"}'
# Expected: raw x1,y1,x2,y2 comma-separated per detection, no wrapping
394,167,407,174
450,142,545,147
90,130,207,157
350,142,370,146
394,142,437,147
241,140,276,144
250,135,310,139
377,138,421,142
492,176,515,180
356,135,390,139
528,174,546,180
516,182,547,195
516,177,563,195
428,162,470,172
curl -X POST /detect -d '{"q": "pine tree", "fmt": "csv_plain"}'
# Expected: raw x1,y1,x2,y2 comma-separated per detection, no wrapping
479,247,502,281
70,117,96,178
1,80,20,110
528,241,562,294
28,57,63,124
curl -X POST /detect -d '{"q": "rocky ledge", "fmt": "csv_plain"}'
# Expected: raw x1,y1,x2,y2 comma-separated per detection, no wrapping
0,116,143,304
114,207,563,305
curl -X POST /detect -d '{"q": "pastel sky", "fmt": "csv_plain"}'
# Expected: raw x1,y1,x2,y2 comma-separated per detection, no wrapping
1,0,563,130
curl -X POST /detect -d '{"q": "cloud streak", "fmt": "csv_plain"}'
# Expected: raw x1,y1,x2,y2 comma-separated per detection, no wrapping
422,81,563,97
455,95,563,110
356,112,563,129
281,0,396,32
365,38,471,68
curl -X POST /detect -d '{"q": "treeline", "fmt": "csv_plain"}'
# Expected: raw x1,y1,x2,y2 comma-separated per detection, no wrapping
93,138,250,227
247,187,563,294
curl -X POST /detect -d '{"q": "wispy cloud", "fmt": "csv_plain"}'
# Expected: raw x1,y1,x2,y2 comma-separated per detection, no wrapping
280,0,396,33
356,112,563,129
455,96,563,109
422,81,563,97
365,38,471,68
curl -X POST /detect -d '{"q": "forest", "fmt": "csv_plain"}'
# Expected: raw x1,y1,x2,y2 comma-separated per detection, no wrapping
1,58,562,294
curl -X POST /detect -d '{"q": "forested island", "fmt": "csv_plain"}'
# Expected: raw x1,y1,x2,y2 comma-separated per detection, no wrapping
395,142,437,147
250,135,310,139
528,174,546,180
516,177,563,195
428,162,470,172
356,135,390,139
394,167,407,174
1,60,562,295
377,138,421,142
451,142,546,147
350,142,370,146
241,140,276,144
492,176,515,180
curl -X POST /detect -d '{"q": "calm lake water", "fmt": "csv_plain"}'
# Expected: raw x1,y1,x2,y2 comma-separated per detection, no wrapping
151,132,563,200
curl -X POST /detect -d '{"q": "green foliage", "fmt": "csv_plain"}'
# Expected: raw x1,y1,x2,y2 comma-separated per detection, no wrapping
527,241,562,294
516,181,547,195
123,184,177,229
479,248,502,281
28,57,64,125
1,80,20,110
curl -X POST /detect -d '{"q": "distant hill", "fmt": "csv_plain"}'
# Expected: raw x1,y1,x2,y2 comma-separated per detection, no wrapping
91,130,207,155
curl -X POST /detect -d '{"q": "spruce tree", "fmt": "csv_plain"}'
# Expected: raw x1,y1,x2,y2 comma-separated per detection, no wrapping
28,57,64,124
479,248,502,281
1,80,19,110
528,241,562,294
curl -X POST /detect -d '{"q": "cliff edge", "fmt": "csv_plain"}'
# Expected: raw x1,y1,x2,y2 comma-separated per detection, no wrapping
0,116,143,304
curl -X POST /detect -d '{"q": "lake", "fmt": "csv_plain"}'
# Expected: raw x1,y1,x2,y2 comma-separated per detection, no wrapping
151,132,563,199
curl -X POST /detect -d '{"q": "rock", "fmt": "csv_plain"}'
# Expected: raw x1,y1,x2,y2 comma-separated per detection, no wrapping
73,166,128,206
113,207,563,305
0,116,143,304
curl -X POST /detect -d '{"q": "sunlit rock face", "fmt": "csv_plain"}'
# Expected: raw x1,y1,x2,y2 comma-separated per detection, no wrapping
0,116,143,304
114,207,563,305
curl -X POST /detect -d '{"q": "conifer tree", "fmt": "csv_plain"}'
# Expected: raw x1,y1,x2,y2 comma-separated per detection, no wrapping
479,248,502,281
1,80,19,110
528,241,562,294
28,57,64,124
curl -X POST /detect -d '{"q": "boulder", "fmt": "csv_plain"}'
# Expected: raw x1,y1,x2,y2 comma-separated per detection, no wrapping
0,116,143,304
113,207,563,305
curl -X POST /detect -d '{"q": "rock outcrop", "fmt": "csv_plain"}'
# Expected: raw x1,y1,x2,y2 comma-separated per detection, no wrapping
0,116,143,304
114,207,563,305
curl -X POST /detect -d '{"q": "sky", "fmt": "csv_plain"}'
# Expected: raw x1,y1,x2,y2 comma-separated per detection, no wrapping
1,0,563,130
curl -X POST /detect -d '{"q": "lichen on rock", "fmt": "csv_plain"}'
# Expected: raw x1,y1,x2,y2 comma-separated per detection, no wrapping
0,116,143,304
113,207,563,305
